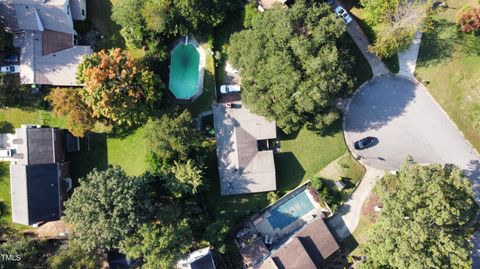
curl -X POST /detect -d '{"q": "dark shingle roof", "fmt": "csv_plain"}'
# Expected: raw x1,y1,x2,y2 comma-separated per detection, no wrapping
11,163,61,225
27,128,55,164
26,164,61,224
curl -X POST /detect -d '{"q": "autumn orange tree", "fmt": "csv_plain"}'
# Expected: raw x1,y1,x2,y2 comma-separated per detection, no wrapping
46,88,95,137
458,7,480,33
77,48,163,127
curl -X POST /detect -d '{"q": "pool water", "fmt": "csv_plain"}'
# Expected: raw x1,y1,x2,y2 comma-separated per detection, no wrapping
267,191,314,230
169,44,200,99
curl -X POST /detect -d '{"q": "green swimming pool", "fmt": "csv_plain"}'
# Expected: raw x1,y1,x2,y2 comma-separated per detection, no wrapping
169,44,200,99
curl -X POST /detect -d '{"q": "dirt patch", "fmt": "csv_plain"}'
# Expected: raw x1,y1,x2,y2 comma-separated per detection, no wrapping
361,192,381,222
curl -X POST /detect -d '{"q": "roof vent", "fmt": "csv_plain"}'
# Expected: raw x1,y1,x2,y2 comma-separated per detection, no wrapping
25,5,29,9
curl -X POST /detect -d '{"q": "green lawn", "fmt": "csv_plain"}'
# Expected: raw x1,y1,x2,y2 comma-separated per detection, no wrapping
317,153,366,186
415,0,480,150
107,127,148,176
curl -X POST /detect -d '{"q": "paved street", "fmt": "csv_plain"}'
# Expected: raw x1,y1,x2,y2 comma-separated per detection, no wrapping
344,76,480,184
343,75,480,267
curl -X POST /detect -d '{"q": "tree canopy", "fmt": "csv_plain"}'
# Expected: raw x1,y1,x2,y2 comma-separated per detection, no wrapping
112,0,236,51
119,206,194,269
361,0,430,58
162,160,204,197
47,242,101,269
228,0,352,133
458,7,480,33
0,237,45,269
45,88,95,137
77,48,163,127
144,109,202,163
64,166,154,251
363,158,476,268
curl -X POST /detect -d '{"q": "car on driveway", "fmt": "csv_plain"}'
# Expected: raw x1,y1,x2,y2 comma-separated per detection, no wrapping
0,65,20,74
335,6,353,24
354,137,377,150
220,84,241,94
3,54,19,63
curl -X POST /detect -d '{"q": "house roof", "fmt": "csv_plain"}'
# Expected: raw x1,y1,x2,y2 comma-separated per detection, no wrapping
10,163,61,225
296,216,340,262
240,237,270,268
213,102,277,195
176,247,216,269
271,238,317,269
15,30,91,85
262,217,340,268
0,0,91,85
14,126,65,165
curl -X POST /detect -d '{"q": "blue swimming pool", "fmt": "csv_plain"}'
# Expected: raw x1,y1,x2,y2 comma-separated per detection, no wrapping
267,191,314,230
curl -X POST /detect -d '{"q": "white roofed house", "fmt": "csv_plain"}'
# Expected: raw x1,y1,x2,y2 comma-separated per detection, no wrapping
213,102,278,195
0,0,91,86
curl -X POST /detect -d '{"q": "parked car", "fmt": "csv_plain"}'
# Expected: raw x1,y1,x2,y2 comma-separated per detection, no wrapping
353,137,377,150
220,84,241,94
335,6,353,24
0,65,20,74
3,54,19,63
0,149,14,157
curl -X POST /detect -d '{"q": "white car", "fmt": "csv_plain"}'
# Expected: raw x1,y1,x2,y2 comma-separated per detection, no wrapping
220,84,241,94
335,6,353,24
0,65,20,74
0,149,14,157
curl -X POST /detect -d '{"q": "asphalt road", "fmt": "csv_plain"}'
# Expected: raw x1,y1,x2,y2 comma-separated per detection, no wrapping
344,75,480,267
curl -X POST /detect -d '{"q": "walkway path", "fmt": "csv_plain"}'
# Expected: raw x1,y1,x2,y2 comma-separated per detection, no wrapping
334,1,390,76
328,167,385,240
398,31,423,77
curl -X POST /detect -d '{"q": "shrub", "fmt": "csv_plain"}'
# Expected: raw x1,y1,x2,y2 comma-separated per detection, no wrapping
458,7,480,33
267,191,279,204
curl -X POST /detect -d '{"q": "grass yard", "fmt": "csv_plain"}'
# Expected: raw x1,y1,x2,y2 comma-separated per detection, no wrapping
415,0,480,150
107,127,148,176
317,153,366,186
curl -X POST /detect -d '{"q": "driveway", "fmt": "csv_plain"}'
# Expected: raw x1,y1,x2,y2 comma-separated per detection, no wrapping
328,167,384,240
334,0,390,76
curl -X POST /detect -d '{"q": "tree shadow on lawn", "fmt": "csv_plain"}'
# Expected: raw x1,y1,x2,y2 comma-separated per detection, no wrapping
0,121,14,133
275,152,306,194
67,132,108,183
86,0,125,50
418,19,460,67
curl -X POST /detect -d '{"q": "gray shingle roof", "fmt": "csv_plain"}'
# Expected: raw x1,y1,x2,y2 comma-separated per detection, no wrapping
213,102,277,195
10,164,61,225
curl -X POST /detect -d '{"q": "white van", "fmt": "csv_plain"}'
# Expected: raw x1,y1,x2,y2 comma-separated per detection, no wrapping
220,84,241,94
0,149,13,157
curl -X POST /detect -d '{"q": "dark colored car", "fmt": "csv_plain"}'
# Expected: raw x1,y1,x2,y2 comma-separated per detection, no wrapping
3,55,19,63
354,137,377,150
